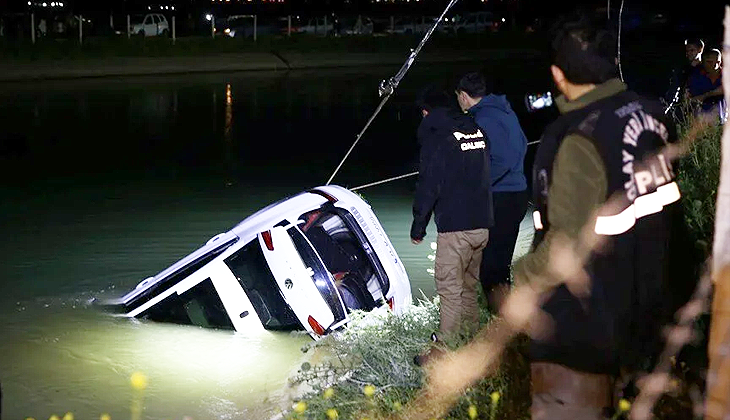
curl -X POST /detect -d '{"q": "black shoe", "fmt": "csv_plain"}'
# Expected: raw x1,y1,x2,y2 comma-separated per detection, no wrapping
414,333,444,366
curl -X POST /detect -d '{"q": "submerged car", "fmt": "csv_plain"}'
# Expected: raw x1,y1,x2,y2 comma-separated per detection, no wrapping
101,185,412,339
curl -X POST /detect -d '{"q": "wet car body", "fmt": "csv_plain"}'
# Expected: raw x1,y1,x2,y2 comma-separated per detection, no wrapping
102,185,412,339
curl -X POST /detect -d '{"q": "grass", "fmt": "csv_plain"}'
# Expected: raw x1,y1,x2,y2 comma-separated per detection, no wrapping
282,294,532,420
276,101,719,420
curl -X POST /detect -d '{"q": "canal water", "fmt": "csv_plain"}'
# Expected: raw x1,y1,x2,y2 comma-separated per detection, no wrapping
0,62,551,420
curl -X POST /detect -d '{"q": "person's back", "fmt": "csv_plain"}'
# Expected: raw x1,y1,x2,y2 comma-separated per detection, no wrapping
512,11,688,419
456,72,529,306
414,106,493,234
410,86,493,352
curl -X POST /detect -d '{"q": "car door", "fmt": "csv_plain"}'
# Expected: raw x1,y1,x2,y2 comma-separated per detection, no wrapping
259,225,348,338
143,14,155,36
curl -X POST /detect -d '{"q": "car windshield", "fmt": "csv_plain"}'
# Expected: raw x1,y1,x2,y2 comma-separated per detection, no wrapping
224,239,300,330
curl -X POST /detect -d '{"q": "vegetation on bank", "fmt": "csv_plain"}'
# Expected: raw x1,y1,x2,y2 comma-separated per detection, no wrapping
277,103,720,420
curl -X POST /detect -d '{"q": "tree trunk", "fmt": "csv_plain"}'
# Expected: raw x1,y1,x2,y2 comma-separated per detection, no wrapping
705,6,730,420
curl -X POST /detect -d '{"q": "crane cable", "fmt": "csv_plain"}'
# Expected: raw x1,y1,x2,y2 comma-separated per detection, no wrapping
325,0,461,186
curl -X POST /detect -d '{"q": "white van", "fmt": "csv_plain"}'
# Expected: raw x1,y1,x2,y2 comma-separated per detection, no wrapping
101,185,412,340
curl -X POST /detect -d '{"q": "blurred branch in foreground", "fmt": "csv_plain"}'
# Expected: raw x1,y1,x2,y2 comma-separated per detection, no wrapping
364,104,717,420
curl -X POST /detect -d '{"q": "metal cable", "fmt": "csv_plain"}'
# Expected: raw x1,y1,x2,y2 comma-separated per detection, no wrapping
325,0,460,186
618,0,625,82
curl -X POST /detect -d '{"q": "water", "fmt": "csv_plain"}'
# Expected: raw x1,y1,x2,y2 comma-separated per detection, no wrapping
0,62,546,420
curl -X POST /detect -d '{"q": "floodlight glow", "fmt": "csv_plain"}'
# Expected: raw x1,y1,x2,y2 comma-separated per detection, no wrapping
205,13,213,21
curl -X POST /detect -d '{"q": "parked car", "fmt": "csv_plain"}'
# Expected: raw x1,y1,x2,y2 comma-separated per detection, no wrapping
386,16,437,35
342,15,374,35
450,12,501,34
296,16,334,35
100,186,413,340
222,15,287,38
129,13,169,37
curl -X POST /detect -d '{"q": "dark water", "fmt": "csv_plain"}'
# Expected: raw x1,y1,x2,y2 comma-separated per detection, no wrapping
0,60,550,420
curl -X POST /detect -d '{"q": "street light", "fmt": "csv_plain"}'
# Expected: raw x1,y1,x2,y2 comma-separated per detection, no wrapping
205,13,212,21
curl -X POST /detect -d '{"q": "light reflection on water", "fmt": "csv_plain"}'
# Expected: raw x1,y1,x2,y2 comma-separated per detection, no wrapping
0,65,540,420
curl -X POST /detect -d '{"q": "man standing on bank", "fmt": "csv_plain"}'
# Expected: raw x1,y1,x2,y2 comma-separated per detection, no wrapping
410,86,494,355
456,72,529,309
512,12,686,419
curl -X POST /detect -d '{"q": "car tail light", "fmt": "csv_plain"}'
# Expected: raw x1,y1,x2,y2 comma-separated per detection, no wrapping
261,230,274,250
309,189,338,203
308,315,326,336
388,297,395,311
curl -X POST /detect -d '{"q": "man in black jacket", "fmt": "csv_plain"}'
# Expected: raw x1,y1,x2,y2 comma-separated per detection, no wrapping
512,12,688,419
410,86,494,346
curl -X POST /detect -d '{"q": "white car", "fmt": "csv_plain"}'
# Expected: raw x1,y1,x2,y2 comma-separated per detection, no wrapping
130,13,169,37
450,12,501,34
101,185,412,340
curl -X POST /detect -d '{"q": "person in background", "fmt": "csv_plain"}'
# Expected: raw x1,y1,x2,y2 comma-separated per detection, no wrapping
410,85,494,365
455,72,529,311
665,37,704,111
512,11,686,419
687,48,725,122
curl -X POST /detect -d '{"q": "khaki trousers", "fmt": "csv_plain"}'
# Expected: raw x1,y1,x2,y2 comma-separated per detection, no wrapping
434,228,489,338
531,362,613,420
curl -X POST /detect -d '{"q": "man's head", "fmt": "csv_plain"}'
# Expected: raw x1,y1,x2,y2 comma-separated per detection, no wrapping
685,38,705,65
415,85,452,117
549,12,617,99
455,72,490,112
702,48,722,73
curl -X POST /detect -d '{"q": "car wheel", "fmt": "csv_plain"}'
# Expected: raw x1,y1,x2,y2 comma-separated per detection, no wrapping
137,29,145,37
161,29,169,37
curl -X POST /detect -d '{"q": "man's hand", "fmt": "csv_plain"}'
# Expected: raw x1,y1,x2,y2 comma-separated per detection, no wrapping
411,238,423,245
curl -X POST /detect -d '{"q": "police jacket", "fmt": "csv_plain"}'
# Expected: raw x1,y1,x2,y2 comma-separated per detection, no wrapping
514,79,686,374
410,107,494,240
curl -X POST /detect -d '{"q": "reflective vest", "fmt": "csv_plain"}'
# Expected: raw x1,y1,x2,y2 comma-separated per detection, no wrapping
529,90,684,373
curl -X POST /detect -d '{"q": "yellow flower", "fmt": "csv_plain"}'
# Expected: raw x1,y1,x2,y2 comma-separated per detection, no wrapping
62,413,74,420
490,391,500,404
24,418,36,420
326,408,338,419
619,399,631,412
362,384,376,397
49,415,60,420
468,404,478,419
130,372,148,391
323,387,335,399
293,401,307,414
100,414,111,420
392,401,402,411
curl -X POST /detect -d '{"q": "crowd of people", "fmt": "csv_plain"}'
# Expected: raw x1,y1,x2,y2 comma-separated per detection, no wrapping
666,36,726,122
408,10,704,419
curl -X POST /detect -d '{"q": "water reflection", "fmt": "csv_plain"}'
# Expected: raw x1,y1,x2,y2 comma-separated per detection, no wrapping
0,65,544,420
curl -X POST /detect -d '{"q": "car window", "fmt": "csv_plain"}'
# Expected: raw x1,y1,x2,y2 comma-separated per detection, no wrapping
144,15,152,25
123,237,239,313
297,207,389,311
140,278,235,330
224,239,300,330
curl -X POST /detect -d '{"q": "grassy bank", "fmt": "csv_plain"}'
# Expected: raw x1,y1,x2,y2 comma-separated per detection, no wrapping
278,101,719,420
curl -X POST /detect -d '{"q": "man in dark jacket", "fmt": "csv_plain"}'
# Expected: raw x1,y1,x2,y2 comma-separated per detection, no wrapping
410,86,494,344
456,72,529,308
512,12,687,419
